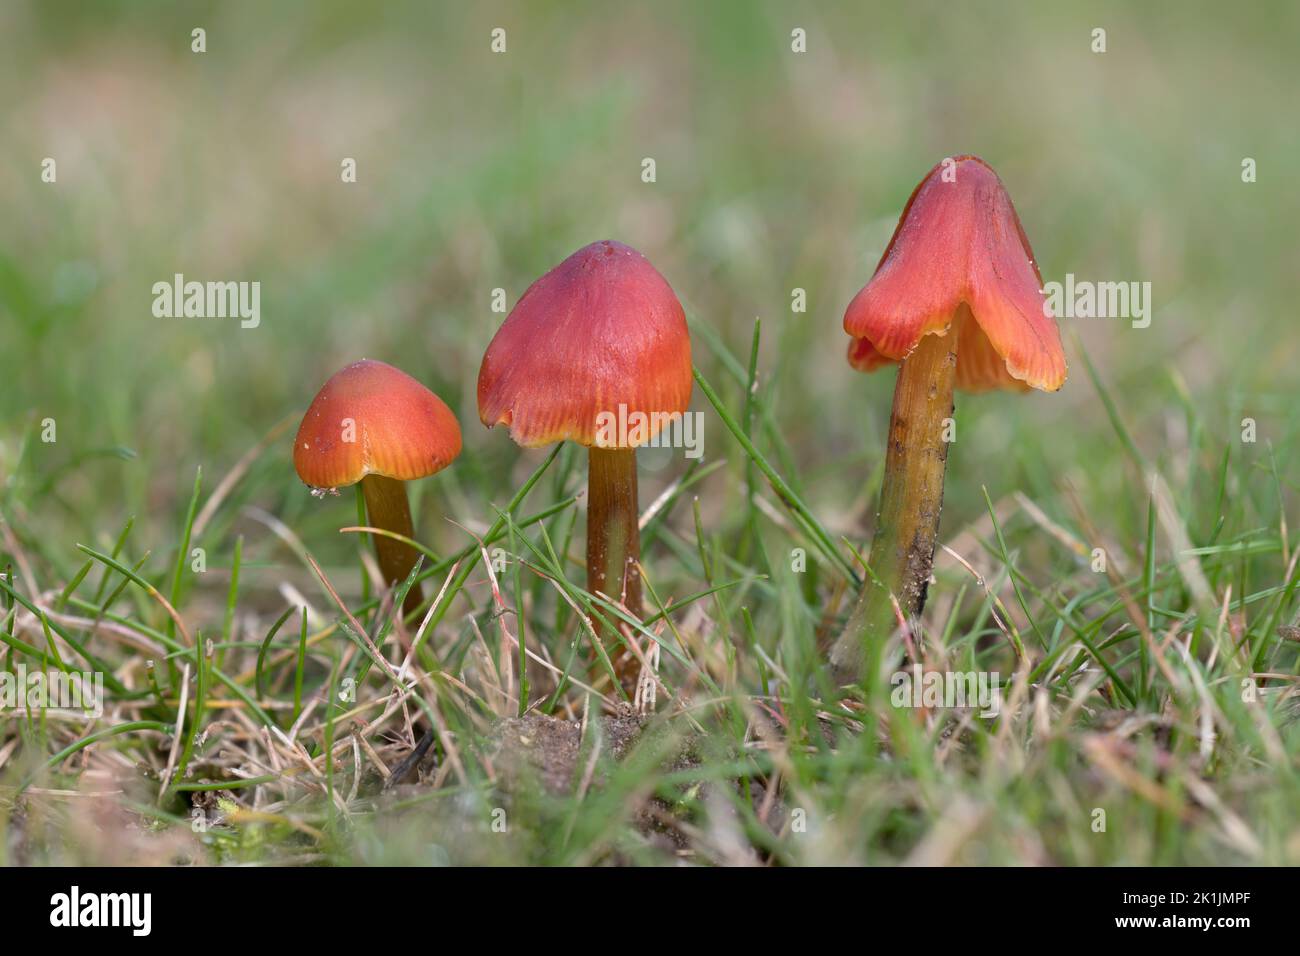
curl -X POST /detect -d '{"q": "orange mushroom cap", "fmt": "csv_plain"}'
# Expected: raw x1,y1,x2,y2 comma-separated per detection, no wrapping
294,359,462,490
477,240,692,447
844,155,1067,392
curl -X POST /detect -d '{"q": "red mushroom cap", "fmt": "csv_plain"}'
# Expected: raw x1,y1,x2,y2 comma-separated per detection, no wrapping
477,240,692,447
294,359,462,490
843,156,1066,392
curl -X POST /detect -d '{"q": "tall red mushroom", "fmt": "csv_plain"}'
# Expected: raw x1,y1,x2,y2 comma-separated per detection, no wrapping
830,156,1067,681
478,240,692,686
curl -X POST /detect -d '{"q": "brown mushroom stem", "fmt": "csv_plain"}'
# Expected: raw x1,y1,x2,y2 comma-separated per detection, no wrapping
831,325,958,683
587,446,642,681
360,474,424,617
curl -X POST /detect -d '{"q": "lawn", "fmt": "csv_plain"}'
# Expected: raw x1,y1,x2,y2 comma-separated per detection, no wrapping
1,0,1298,866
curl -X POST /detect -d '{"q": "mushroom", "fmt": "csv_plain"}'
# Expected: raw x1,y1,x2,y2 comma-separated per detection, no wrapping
294,359,462,617
477,240,692,683
829,156,1067,681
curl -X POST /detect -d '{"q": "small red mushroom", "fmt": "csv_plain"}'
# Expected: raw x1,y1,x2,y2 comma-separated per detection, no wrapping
478,240,692,685
294,359,461,617
831,156,1066,681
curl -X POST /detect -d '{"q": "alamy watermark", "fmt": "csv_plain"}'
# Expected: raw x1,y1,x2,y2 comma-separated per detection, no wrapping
890,665,1002,718
1,664,104,718
1042,273,1151,329
50,886,151,936
594,403,704,459
152,273,260,328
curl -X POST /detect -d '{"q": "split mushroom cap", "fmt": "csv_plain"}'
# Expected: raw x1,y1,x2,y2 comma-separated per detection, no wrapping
294,359,462,490
477,240,693,448
844,155,1067,392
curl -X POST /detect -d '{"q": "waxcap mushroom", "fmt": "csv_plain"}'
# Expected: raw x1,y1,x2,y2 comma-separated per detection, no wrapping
295,359,461,491
477,239,692,447
844,155,1066,392
831,156,1065,683
476,240,691,691
294,359,461,619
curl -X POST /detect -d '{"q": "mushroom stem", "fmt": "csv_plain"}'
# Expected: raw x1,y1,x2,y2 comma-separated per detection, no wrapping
587,446,642,679
360,474,424,618
831,324,958,683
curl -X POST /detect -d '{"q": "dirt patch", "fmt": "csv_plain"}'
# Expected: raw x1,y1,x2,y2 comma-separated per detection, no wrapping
489,712,683,794
374,712,789,862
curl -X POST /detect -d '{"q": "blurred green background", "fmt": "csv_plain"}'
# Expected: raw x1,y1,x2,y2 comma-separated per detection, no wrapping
2,0,1297,573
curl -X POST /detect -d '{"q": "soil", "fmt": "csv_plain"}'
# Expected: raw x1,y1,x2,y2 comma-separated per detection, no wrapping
489,712,669,794
376,711,789,862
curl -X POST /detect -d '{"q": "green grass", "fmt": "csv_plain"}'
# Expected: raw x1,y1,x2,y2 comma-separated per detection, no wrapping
1,0,1298,865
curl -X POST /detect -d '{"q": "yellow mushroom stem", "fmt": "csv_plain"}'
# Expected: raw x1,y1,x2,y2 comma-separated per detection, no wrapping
831,321,958,684
587,445,642,686
360,473,424,618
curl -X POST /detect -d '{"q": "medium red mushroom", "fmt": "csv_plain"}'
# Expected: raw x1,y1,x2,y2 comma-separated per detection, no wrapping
294,359,462,617
478,240,692,685
830,156,1067,681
